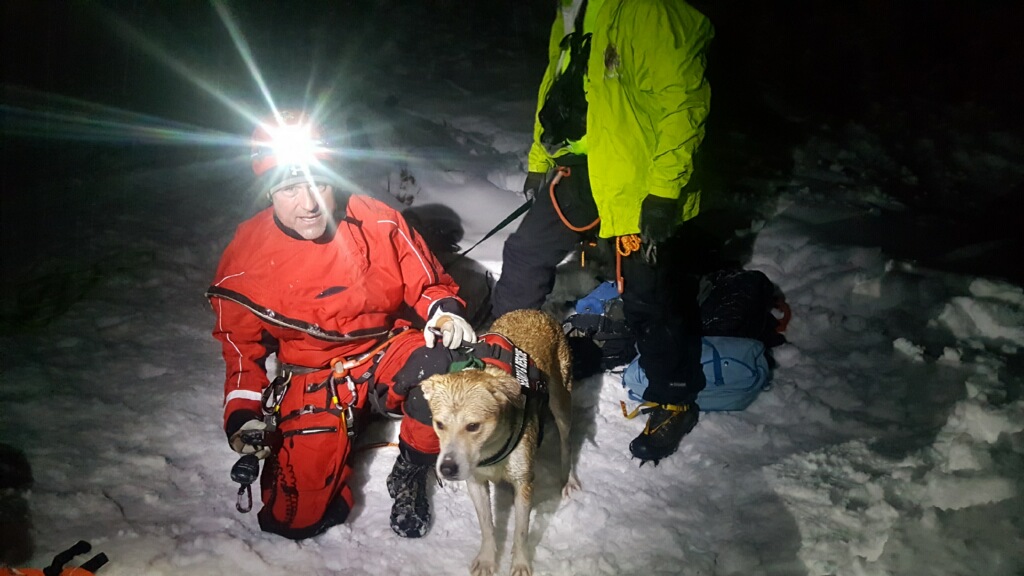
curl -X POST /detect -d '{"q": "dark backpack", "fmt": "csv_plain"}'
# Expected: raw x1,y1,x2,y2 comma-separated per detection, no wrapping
564,270,789,379
621,269,788,411
699,269,789,348
538,0,591,148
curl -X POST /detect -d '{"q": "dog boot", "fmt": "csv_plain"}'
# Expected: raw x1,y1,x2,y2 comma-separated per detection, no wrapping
387,448,433,538
628,402,699,465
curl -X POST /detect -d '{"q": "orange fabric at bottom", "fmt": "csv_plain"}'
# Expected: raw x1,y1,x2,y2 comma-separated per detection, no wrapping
257,329,440,538
257,366,362,538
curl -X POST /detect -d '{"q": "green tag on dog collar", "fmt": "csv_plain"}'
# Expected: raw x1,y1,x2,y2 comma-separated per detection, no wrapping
448,355,485,373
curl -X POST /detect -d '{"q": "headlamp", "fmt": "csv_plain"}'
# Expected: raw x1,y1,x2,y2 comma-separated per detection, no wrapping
264,123,325,174
250,110,336,193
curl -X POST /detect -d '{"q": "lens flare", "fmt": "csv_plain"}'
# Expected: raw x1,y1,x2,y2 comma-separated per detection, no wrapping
8,0,418,211
264,123,325,172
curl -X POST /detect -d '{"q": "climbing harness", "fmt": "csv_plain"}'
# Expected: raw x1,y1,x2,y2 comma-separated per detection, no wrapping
271,328,411,436
230,329,412,514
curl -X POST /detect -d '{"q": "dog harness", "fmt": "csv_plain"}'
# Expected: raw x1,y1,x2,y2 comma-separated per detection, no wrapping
456,334,549,467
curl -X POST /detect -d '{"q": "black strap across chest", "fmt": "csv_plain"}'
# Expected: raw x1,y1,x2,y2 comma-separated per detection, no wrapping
460,334,549,467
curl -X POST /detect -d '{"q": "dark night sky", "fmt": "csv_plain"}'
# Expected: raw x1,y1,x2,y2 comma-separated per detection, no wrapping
2,0,1022,270
4,0,1022,128
2,1,550,130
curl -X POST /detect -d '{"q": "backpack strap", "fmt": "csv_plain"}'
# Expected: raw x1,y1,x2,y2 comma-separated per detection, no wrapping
558,0,589,61
706,338,725,387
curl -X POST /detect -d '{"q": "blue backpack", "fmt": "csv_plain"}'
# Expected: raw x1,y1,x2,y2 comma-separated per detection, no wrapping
622,336,771,411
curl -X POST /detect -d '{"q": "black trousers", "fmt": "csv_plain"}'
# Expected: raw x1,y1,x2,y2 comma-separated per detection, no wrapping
492,180,705,405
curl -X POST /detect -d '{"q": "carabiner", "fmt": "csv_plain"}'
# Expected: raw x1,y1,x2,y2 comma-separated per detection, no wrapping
330,356,356,378
343,405,356,437
236,483,253,513
262,372,291,420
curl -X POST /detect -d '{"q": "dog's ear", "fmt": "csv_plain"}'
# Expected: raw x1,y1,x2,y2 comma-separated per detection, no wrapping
491,374,527,411
419,377,435,401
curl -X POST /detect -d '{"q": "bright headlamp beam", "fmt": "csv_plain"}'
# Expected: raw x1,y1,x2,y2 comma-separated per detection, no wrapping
264,123,325,171
92,3,262,128
211,0,278,121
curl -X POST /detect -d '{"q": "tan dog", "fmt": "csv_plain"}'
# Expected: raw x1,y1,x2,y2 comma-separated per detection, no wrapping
420,309,580,576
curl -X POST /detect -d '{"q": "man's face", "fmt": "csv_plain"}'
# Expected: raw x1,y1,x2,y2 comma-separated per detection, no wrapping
270,182,335,240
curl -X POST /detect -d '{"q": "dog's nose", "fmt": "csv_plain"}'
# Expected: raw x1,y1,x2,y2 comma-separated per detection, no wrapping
439,456,459,479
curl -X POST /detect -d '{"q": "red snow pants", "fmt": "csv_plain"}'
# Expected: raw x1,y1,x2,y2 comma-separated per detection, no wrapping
257,329,439,539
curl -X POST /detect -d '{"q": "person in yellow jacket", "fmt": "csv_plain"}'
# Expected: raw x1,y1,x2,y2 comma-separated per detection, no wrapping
491,0,714,464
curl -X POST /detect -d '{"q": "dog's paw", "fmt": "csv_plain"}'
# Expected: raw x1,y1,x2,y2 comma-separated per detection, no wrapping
509,562,533,576
561,472,582,498
471,556,497,576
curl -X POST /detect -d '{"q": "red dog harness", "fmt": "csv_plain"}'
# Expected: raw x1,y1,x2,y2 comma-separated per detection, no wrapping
460,334,549,466
468,334,546,394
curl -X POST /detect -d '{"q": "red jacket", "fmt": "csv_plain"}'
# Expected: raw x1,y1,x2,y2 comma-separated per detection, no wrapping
207,194,465,428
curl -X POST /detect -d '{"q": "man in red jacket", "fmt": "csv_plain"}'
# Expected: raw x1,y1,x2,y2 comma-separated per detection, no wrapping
207,111,475,539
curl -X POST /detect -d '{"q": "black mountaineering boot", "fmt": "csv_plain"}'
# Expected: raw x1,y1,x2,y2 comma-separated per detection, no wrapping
387,445,434,538
628,403,699,465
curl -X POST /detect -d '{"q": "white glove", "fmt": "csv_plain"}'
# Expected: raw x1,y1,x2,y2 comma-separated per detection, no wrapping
229,419,272,460
424,310,476,349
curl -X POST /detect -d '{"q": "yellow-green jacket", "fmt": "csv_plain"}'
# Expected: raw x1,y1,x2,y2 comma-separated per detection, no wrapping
528,0,713,238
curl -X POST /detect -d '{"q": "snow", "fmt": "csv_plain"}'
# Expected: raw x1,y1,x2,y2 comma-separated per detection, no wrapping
2,4,1023,576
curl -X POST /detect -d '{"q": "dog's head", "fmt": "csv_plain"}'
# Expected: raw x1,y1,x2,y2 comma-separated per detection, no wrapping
420,366,526,481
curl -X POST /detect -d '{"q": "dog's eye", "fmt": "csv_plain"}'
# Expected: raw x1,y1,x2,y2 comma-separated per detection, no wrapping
435,421,445,430
465,423,481,433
